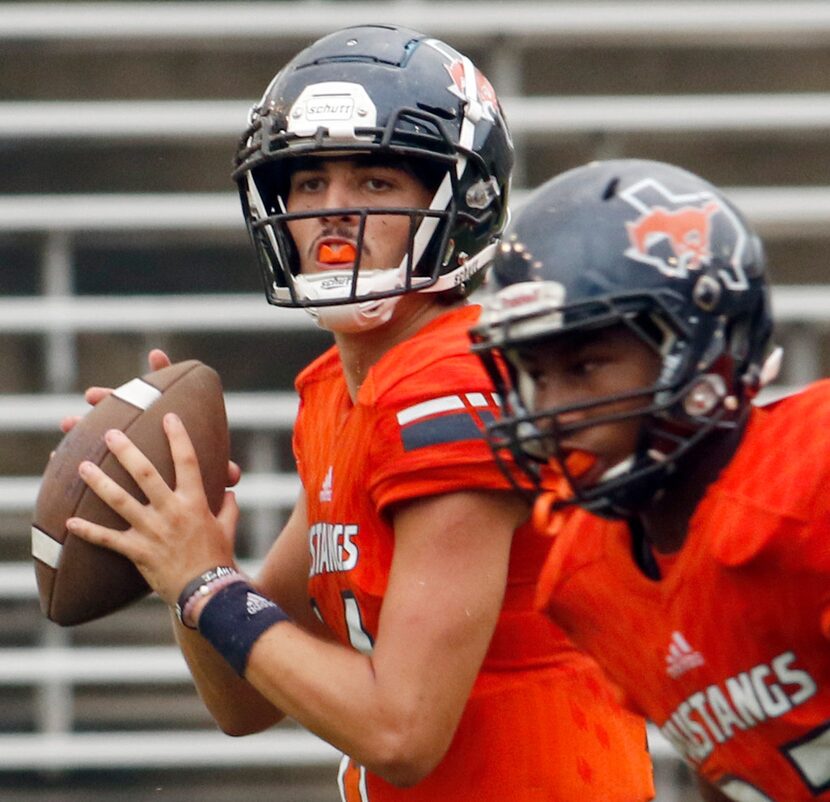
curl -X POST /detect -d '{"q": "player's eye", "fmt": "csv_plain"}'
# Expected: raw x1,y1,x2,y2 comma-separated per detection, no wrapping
363,176,395,192
567,358,601,377
291,173,326,193
564,343,616,379
525,368,547,388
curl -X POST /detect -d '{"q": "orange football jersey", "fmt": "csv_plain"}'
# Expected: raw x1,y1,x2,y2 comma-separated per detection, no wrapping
537,381,830,801
293,305,654,802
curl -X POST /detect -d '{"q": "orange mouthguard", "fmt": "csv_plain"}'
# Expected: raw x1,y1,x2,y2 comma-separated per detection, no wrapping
563,450,596,478
318,242,357,265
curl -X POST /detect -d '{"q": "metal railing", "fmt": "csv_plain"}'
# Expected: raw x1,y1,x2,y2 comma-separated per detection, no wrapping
2,286,827,329
3,1,830,46
2,185,829,236
0,3,825,795
0,729,340,771
5,94,830,141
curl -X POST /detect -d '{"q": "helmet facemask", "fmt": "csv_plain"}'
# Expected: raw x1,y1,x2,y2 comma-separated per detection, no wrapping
470,158,775,518
474,285,768,518
241,147,486,303
234,27,513,332
240,146,500,331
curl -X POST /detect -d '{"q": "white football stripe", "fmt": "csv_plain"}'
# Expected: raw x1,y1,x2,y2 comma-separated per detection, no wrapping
396,395,465,425
31,526,62,569
112,378,162,411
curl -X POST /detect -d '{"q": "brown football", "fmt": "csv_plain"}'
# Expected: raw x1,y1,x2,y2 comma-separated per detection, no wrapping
32,360,230,626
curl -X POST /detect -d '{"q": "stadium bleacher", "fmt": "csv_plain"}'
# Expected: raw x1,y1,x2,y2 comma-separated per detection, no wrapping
1,3,829,799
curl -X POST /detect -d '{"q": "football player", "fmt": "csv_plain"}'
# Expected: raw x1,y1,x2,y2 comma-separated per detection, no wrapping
64,28,654,801
472,158,830,802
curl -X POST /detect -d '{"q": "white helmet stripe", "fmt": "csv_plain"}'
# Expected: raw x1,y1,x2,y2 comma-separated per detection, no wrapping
459,55,483,133
398,52,478,280
397,167,457,279
246,171,291,283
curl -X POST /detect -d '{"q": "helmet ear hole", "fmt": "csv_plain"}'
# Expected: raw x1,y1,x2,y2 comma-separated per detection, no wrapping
602,177,620,200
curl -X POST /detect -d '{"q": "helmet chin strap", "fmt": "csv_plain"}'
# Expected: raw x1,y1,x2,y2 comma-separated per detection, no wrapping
278,150,498,333
292,268,407,333
310,295,402,333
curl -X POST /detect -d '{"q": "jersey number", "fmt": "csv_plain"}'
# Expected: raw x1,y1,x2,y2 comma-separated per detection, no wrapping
781,719,830,794
718,720,830,800
311,591,375,655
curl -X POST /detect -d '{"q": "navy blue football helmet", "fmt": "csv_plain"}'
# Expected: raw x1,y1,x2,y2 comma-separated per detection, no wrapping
234,25,513,331
471,159,775,518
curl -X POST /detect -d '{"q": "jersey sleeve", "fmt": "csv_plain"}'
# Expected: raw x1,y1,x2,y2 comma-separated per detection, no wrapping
366,353,516,514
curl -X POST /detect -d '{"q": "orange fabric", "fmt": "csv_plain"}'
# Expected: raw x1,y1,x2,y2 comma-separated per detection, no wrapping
294,306,654,801
536,381,830,801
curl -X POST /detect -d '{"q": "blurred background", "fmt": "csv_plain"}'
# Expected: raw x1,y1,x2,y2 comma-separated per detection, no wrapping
1,1,829,799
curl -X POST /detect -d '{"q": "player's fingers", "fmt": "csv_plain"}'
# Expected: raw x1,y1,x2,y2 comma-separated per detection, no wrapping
77,458,148,524
102,429,172,506
65,516,135,559
84,387,114,408
227,460,242,488
163,413,205,495
60,415,82,434
61,385,110,433
148,349,172,371
216,490,240,535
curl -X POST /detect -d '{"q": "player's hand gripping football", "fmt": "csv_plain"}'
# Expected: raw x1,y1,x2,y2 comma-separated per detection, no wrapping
59,348,241,487
58,349,242,605
65,406,240,606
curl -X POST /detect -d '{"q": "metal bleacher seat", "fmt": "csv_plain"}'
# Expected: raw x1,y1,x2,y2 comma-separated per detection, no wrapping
1,2,829,799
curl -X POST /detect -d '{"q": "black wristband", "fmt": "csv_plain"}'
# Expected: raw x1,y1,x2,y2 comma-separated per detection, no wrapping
175,566,239,628
197,581,290,677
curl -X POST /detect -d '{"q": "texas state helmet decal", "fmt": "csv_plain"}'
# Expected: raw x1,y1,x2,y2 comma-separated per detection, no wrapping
444,58,500,124
621,178,750,290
